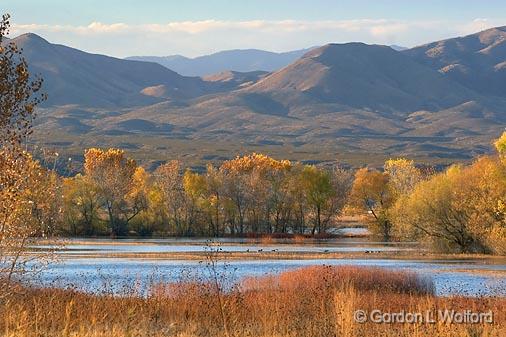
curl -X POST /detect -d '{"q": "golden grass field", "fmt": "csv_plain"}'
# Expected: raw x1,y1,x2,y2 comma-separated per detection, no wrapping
1,266,504,337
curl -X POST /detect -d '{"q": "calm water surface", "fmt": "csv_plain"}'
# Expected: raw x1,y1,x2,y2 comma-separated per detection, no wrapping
28,238,506,297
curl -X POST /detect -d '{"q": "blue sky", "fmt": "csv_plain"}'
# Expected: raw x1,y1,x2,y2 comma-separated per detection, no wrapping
3,1,506,57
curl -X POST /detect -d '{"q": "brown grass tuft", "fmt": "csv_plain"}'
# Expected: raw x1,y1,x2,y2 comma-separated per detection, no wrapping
0,266,504,337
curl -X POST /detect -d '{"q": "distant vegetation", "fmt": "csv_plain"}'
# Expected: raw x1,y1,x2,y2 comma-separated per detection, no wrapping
40,134,503,255
6,135,506,254
14,25,506,162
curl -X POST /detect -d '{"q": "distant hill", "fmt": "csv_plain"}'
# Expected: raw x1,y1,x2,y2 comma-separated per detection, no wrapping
5,33,219,108
126,48,313,76
404,26,506,98
247,43,475,112
92,41,504,164
6,27,505,166
390,45,408,51
202,70,269,90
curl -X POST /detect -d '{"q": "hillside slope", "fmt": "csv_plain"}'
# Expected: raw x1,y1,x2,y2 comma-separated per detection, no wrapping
7,28,504,165
7,33,217,107
405,26,506,98
247,43,476,112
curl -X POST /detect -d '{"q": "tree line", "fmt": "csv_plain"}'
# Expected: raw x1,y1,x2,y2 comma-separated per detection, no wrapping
18,137,503,254
0,13,504,256
61,150,353,238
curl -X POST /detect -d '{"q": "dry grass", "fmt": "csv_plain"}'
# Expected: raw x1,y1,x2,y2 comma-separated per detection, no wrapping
0,266,504,337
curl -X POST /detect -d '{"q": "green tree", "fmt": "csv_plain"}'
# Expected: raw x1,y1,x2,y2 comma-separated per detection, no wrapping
62,175,101,235
301,166,335,235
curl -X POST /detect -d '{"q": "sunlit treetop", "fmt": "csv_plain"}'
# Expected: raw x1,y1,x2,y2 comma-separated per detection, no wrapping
83,148,136,176
384,158,415,171
494,131,506,157
220,153,291,173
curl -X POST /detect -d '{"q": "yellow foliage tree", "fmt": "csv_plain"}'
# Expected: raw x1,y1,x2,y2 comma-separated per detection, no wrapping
63,174,101,235
154,160,187,234
84,148,137,236
494,131,506,159
349,168,393,240
384,158,422,198
0,14,52,294
393,157,506,253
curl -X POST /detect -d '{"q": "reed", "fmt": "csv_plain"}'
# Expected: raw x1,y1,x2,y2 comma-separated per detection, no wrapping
0,266,504,337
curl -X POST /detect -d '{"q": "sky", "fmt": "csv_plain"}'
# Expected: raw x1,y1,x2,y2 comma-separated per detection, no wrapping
3,0,506,57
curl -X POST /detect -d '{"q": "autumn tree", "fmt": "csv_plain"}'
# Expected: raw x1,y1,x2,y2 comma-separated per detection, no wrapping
301,166,335,235
154,160,187,235
394,166,479,252
84,148,137,236
220,153,291,234
384,158,422,198
491,132,506,253
183,169,207,235
221,170,248,234
268,168,293,233
62,174,101,235
0,14,51,294
204,165,225,236
391,142,506,254
0,14,45,148
494,131,506,159
327,166,354,228
286,165,308,234
349,168,393,240
124,167,151,231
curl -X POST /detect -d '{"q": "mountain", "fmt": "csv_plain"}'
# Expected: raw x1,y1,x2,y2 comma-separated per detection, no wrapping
91,41,504,164
202,70,269,89
247,43,475,112
390,45,408,51
126,48,313,76
404,26,506,98
7,28,505,166
6,33,218,108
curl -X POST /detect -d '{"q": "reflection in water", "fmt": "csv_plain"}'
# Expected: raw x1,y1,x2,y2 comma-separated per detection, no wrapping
31,236,418,254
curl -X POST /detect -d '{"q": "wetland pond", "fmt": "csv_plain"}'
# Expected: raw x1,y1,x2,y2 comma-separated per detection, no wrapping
28,237,506,297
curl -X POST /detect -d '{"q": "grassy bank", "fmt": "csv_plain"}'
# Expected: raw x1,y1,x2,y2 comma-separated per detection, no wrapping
1,266,504,337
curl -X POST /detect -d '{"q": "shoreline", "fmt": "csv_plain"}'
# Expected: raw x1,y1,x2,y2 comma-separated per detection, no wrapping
41,251,506,261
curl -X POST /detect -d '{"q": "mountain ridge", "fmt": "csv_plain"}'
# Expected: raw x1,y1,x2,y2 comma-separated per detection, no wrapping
5,33,220,108
126,48,314,77
404,26,506,98
5,27,505,165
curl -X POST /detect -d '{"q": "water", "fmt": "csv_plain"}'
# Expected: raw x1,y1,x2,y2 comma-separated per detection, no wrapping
32,238,416,255
27,238,506,297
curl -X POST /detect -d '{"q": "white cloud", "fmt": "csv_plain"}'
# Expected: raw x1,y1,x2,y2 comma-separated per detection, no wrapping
370,23,409,37
11,19,430,36
86,22,129,34
457,18,503,35
11,22,131,35
9,18,505,57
